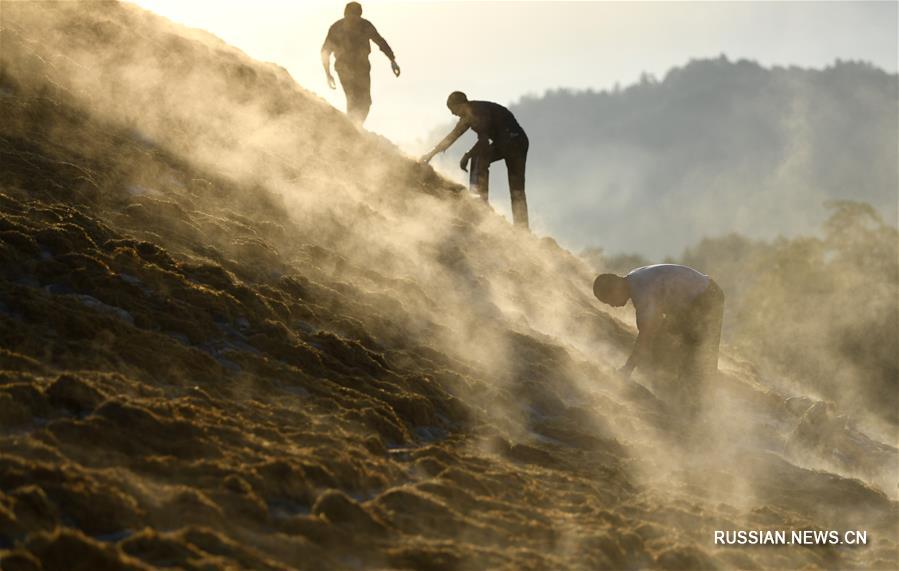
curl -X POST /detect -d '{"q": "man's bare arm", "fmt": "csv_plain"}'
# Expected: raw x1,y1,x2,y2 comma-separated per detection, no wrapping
320,48,336,89
621,318,660,377
421,119,470,163
368,22,400,76
368,22,395,61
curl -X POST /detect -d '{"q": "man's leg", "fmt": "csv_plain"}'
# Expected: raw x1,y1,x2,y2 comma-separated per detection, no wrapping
471,143,498,203
352,70,372,124
644,320,691,411
667,330,702,419
505,137,529,229
696,280,725,381
679,281,724,384
336,65,372,125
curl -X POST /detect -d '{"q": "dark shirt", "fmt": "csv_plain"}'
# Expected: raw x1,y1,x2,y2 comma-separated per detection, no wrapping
322,17,395,65
433,101,525,154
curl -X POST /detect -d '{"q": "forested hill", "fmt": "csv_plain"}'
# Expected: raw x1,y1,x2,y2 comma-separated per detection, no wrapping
1,4,896,569
504,57,898,257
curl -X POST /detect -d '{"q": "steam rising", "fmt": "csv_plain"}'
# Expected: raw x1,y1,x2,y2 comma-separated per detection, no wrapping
0,2,896,569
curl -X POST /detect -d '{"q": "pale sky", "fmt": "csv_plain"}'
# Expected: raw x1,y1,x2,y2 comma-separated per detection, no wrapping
130,1,898,151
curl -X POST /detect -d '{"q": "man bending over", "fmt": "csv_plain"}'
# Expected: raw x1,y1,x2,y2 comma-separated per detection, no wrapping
593,264,724,387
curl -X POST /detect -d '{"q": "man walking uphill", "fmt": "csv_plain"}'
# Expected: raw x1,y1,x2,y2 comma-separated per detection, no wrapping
321,2,400,125
421,92,530,229
593,264,724,410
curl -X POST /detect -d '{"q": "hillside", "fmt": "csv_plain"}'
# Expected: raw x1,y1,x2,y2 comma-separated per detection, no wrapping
0,3,896,570
436,57,898,257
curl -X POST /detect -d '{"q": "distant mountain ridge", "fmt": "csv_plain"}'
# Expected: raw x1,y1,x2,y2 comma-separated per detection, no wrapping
1,5,896,569
499,57,898,257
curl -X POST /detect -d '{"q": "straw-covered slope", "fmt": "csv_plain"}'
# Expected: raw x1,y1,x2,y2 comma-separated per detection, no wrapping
1,3,895,570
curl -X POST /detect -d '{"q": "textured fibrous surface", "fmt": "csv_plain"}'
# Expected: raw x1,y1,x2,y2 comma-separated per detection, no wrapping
0,2,895,570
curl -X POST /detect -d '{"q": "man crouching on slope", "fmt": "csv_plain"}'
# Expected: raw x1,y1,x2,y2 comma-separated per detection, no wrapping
593,264,724,409
421,91,530,229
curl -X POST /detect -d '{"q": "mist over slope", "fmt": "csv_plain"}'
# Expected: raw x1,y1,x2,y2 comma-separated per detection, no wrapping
0,3,896,570
490,57,898,257
584,203,899,431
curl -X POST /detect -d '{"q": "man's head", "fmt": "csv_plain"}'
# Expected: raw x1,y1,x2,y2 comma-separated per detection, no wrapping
446,91,469,116
344,2,363,18
593,274,630,307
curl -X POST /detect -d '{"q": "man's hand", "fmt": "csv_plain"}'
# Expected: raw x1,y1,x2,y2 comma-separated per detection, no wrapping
326,74,336,90
459,152,471,172
391,60,401,77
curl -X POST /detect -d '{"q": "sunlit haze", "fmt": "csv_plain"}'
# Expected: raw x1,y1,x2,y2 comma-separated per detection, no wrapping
3,2,898,568
129,0,898,151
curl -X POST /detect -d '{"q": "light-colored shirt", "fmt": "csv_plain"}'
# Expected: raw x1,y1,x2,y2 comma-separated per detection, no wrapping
626,264,710,330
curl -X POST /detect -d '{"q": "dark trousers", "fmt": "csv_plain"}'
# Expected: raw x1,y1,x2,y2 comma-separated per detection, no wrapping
647,280,724,413
677,279,724,383
469,133,530,228
335,60,372,125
